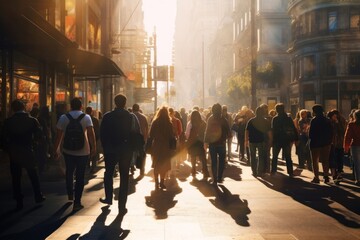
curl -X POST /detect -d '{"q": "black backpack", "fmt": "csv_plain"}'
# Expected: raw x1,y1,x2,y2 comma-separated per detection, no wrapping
63,113,86,151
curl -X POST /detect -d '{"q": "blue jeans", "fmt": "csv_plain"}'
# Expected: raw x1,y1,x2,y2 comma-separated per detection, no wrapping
350,146,360,183
209,144,226,181
63,153,88,204
249,142,266,176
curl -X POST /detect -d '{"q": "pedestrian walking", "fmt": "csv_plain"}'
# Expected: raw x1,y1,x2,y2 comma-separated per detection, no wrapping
308,104,333,184
132,103,149,178
186,110,210,180
99,94,141,216
53,97,97,211
245,106,272,177
1,99,46,210
85,106,100,173
271,103,298,177
297,109,312,170
204,103,231,185
344,109,360,186
148,106,176,190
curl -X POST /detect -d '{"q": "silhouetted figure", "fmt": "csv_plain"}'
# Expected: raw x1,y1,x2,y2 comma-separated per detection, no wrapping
99,94,140,216
1,100,45,210
149,106,176,190
29,102,39,118
85,106,100,173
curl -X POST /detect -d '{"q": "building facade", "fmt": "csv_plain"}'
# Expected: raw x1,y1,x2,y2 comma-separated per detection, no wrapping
232,0,291,111
288,0,360,116
0,0,124,123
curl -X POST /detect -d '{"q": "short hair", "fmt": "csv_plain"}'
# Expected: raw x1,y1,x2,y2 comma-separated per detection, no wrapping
85,106,93,115
211,103,222,117
114,94,127,108
11,99,25,112
255,106,265,117
312,104,324,116
275,103,285,114
70,98,82,110
132,103,140,111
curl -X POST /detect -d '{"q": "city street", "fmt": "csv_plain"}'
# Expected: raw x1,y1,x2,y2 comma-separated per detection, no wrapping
0,144,359,240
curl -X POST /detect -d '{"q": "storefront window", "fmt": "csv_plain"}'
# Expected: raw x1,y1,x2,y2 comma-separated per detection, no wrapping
324,53,337,76
16,79,39,111
65,0,76,41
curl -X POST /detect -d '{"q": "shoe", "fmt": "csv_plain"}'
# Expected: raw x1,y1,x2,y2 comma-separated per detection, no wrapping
289,173,294,178
210,180,217,185
217,178,223,184
159,182,166,190
35,195,46,203
73,203,84,211
99,198,112,205
311,178,320,184
118,208,128,216
324,176,330,183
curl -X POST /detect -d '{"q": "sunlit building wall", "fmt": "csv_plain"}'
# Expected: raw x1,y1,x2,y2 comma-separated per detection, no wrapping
288,0,360,117
233,0,291,111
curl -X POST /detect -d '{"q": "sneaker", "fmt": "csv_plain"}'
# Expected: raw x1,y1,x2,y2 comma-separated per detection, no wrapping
99,198,112,205
73,203,84,211
159,182,166,190
311,178,320,184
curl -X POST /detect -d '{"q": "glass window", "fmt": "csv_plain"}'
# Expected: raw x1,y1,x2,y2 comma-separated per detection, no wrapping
65,0,76,41
349,53,360,75
328,11,338,32
350,9,360,29
324,53,337,76
304,55,316,77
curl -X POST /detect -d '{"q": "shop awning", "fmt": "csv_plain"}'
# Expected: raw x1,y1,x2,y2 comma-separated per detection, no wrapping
69,49,125,77
0,1,125,77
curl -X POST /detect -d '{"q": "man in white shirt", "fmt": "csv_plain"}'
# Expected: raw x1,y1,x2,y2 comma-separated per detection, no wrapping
54,97,96,211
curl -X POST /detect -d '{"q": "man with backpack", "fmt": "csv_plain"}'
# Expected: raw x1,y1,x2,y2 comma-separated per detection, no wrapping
54,97,96,211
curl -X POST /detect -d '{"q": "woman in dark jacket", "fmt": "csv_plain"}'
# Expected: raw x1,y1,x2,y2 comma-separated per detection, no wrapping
187,110,209,180
149,107,176,190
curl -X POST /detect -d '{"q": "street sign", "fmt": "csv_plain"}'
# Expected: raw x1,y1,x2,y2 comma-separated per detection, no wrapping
134,88,155,103
154,66,168,81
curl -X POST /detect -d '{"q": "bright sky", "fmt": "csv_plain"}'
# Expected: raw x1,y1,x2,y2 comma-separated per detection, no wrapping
142,0,176,65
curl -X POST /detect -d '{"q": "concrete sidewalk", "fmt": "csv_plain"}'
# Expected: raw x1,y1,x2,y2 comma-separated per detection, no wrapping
0,146,359,240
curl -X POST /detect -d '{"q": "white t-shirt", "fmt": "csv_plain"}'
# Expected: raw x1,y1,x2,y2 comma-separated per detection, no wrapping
57,110,93,156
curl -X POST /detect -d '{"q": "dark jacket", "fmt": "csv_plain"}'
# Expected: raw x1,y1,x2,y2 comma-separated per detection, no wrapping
309,115,333,148
2,112,42,151
272,113,298,145
100,108,138,154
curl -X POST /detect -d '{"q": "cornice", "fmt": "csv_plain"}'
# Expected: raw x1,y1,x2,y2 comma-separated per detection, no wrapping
289,0,360,16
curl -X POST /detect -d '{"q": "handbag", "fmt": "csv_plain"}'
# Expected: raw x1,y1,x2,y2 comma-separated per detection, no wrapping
169,137,177,150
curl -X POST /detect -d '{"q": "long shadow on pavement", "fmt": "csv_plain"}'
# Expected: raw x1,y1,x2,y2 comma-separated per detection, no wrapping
79,206,130,240
0,202,73,240
258,174,360,228
190,180,251,226
210,185,251,226
145,185,182,219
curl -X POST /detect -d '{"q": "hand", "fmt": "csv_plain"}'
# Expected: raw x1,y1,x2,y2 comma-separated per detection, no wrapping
90,148,97,158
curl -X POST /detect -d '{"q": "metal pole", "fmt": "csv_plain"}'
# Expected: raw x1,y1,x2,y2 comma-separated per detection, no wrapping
154,29,157,113
250,0,257,110
202,39,205,108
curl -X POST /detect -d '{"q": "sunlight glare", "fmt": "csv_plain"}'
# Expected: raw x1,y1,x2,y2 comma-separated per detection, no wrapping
142,0,176,65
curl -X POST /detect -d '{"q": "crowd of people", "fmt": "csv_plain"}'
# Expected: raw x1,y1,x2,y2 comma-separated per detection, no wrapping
1,95,360,219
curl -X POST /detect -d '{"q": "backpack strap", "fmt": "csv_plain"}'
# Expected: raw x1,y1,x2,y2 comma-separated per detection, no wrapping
66,113,85,122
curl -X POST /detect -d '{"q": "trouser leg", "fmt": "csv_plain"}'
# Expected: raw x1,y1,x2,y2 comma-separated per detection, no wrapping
104,154,116,201
74,155,88,204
